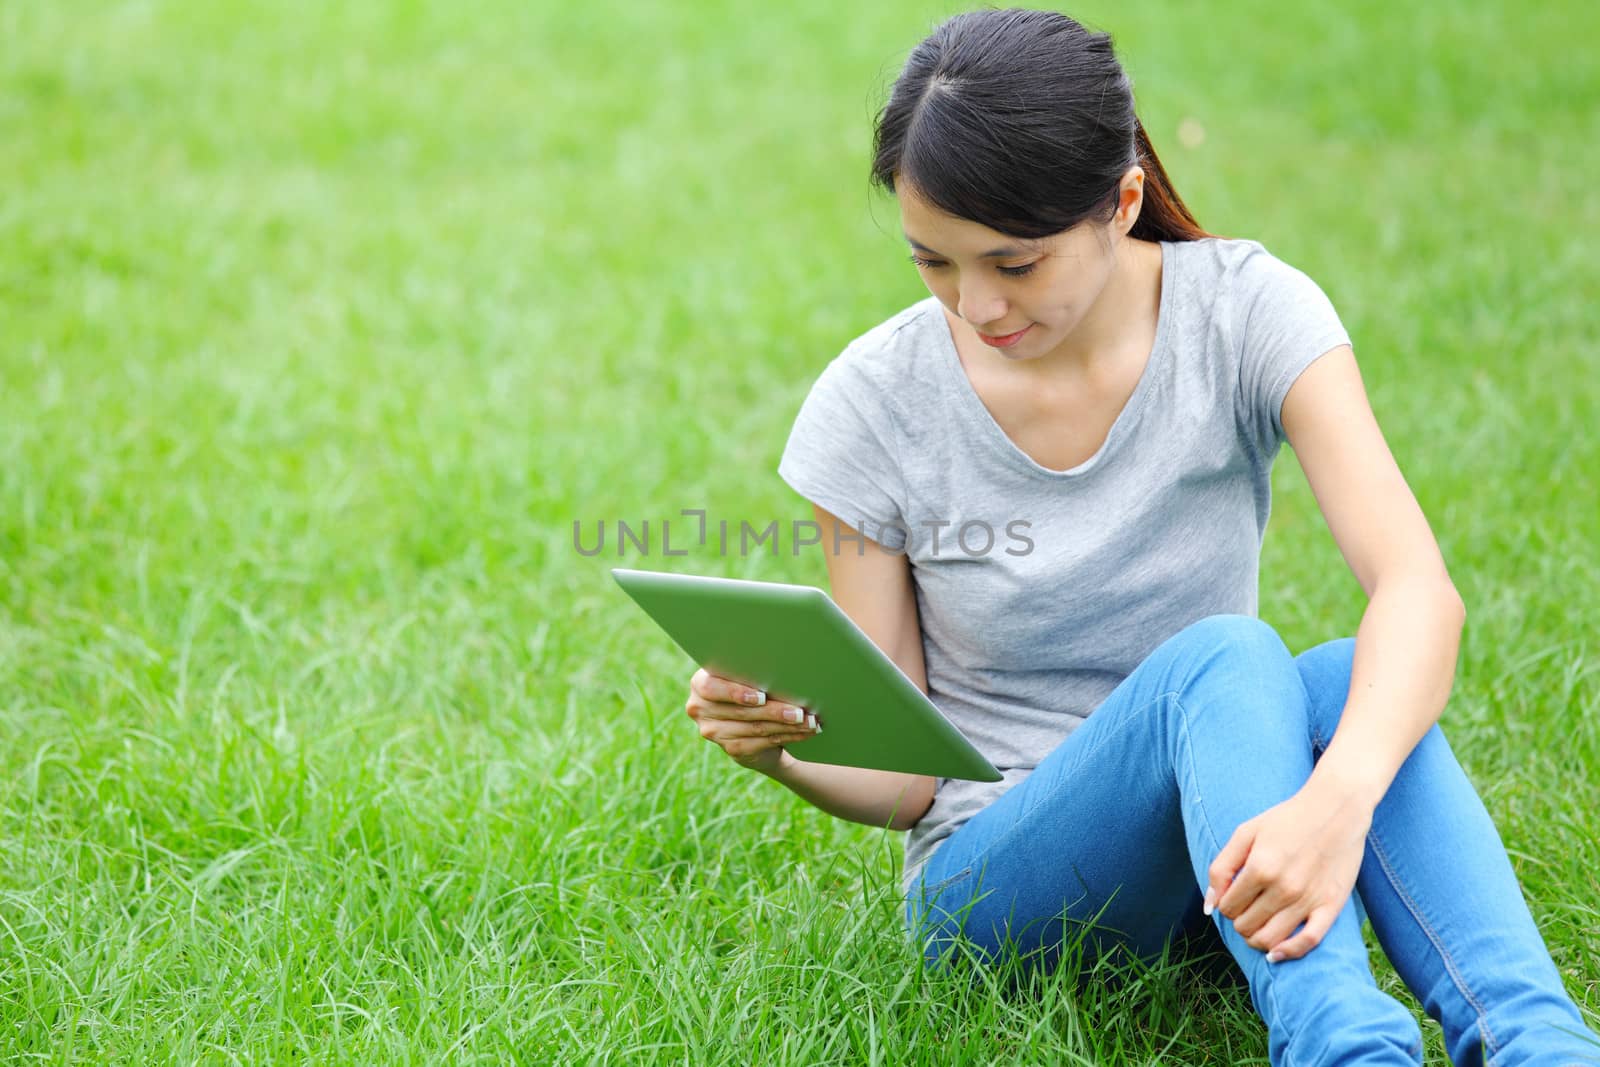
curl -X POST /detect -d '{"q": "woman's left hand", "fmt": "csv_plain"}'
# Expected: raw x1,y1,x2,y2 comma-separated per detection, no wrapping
1203,780,1375,962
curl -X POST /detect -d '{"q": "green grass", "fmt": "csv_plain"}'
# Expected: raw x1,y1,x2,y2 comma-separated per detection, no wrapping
2,0,1597,1061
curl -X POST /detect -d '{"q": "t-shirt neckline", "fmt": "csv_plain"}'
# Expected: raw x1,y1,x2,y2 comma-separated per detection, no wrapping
930,238,1176,479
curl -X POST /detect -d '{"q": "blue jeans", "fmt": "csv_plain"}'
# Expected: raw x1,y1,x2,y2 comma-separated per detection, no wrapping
904,615,1600,1066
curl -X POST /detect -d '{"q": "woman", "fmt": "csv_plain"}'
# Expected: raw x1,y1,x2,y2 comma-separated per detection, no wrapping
682,9,1598,1064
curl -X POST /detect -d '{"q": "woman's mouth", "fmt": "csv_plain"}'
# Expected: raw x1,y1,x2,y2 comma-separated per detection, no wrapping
977,324,1032,348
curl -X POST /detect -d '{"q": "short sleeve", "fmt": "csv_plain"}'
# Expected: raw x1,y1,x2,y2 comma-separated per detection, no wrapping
777,351,909,552
1233,245,1353,457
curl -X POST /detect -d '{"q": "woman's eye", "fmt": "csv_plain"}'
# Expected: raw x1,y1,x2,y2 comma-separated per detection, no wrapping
908,254,1036,277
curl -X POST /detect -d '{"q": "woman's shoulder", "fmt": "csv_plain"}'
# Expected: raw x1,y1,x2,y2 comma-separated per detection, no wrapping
1176,233,1273,274
824,296,944,387
1179,234,1323,291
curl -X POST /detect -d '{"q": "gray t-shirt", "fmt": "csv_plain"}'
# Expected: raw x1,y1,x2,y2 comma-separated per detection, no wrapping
776,236,1353,895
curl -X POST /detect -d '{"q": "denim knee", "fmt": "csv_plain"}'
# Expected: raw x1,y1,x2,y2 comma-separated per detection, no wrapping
1294,637,1356,698
1295,637,1357,747
1173,613,1291,663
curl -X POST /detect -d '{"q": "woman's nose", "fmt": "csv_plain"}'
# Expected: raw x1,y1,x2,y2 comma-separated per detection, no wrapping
957,284,1006,328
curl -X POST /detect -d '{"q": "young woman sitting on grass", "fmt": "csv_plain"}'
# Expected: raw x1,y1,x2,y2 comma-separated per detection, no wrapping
683,8,1599,1063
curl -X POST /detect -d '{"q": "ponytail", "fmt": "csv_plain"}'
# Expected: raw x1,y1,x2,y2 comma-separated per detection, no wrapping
1127,116,1219,242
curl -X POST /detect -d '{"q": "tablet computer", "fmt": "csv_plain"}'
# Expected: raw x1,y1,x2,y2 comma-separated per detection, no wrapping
612,567,1001,782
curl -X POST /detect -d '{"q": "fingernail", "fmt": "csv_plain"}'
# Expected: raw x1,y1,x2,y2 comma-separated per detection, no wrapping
1203,888,1215,916
806,713,816,730
1266,950,1284,964
747,690,766,706
783,707,802,723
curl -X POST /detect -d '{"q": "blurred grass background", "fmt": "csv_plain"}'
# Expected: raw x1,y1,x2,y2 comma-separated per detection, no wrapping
1,0,1597,1061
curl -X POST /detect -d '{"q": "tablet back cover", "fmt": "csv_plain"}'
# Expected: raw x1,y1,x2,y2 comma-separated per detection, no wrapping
613,567,1001,782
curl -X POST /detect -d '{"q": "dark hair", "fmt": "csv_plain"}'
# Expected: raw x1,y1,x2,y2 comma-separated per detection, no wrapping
870,8,1219,244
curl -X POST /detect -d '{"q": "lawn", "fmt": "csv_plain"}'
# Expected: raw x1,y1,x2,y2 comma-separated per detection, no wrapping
1,0,1597,1062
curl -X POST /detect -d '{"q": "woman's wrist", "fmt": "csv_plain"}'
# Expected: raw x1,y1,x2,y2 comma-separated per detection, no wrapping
760,748,800,782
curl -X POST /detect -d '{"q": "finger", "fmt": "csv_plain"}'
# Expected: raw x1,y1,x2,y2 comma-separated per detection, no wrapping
1267,905,1338,963
1228,878,1288,939
697,673,768,708
1217,864,1267,925
1203,866,1238,916
768,701,813,727
724,733,812,756
699,699,811,726
712,718,819,740
1205,826,1253,915
1243,903,1307,953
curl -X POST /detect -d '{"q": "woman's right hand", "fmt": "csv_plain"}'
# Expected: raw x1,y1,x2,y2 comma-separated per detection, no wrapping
686,668,819,776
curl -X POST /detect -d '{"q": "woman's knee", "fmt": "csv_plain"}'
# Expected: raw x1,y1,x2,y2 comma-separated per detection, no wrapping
1295,637,1357,745
1295,636,1355,688
1168,613,1292,666
1152,614,1307,734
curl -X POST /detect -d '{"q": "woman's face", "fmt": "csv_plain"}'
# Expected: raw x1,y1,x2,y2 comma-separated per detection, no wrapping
895,173,1142,361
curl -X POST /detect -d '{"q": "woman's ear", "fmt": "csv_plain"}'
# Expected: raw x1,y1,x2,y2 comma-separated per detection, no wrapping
1115,166,1146,232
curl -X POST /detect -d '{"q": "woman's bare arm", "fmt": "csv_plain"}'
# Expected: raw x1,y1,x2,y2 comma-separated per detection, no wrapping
760,504,936,831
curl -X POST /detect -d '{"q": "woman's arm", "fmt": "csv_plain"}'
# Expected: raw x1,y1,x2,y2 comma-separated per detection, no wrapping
1203,343,1466,964
761,755,935,831
1280,344,1468,810
761,504,937,830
